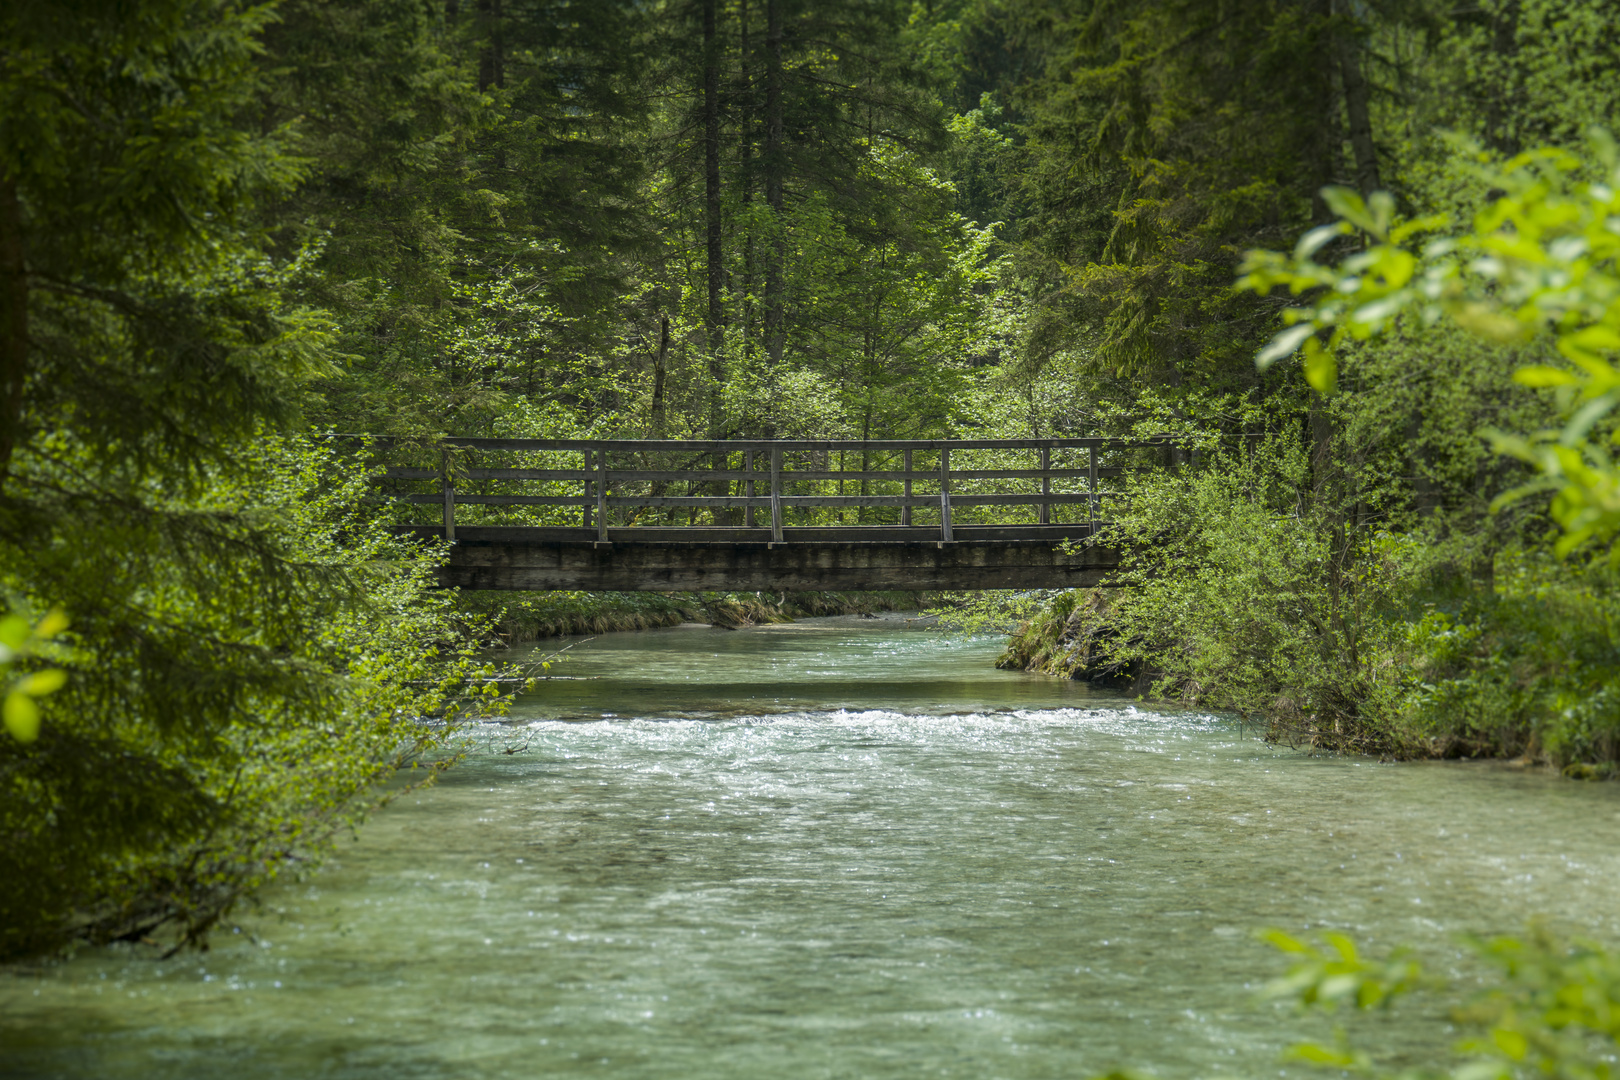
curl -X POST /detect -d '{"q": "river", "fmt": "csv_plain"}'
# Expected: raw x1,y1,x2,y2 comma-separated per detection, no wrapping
3,614,1618,1079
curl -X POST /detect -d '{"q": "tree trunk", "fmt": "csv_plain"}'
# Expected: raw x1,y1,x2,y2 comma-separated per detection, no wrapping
649,316,670,438
477,0,503,91
1481,1,1523,157
763,0,785,382
739,0,755,367
1305,0,1339,222
0,174,27,478
703,0,724,376
702,0,736,517
1336,26,1381,194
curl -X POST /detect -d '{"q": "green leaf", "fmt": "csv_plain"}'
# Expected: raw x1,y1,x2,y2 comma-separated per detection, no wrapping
1256,323,1316,369
1324,932,1359,963
19,669,67,696
1319,973,1358,1000
1294,223,1348,262
1513,366,1579,387
1321,187,1381,236
1285,1043,1357,1066
1488,478,1561,514
1561,392,1618,444
1452,1061,1511,1080
1368,191,1397,235
1490,1027,1528,1060
1260,929,1311,954
1303,341,1338,394
4,692,40,743
0,615,30,651
1566,325,1620,353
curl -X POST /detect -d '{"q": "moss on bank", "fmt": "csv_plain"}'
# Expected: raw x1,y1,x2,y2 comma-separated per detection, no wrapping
459,589,922,641
995,589,1146,691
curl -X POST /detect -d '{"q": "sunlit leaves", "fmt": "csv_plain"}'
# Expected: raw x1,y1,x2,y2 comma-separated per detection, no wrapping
0,610,68,743
1239,130,1620,556
1256,323,1318,368
1250,927,1620,1080
1301,337,1337,395
1258,928,1422,1013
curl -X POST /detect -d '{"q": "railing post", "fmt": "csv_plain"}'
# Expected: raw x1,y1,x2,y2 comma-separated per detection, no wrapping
441,448,456,542
1088,445,1100,532
939,447,953,542
902,448,912,527
1039,444,1051,526
770,446,783,543
746,450,756,528
582,448,593,529
596,449,609,543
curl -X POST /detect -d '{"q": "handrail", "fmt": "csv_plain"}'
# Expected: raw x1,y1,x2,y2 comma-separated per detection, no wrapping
350,436,1175,543
326,434,1172,452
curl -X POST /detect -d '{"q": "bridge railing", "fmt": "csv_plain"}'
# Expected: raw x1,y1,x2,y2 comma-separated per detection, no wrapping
344,437,1173,543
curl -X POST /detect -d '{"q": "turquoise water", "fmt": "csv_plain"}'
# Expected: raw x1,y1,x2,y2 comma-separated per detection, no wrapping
3,614,1618,1078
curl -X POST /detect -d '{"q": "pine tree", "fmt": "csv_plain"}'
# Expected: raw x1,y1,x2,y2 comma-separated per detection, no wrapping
0,0,488,959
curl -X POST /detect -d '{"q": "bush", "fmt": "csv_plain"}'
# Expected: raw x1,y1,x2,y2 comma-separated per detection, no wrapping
1257,926,1620,1080
0,436,511,959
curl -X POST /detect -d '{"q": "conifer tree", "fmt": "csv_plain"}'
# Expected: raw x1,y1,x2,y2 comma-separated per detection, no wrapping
0,0,491,959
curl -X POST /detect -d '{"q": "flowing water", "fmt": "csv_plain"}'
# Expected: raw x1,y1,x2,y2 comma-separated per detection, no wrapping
4,614,1620,1079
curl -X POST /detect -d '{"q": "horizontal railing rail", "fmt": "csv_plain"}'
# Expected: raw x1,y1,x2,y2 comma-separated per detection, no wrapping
338,436,1176,544
332,435,1171,452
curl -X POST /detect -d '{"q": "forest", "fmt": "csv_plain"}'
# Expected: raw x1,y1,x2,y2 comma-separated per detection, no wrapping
2,0,1620,997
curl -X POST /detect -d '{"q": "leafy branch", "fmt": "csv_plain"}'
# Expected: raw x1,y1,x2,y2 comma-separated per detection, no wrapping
1238,130,1620,557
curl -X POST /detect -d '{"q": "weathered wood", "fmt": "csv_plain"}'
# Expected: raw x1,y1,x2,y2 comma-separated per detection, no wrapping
379,492,1104,509
1039,445,1050,526
745,450,755,528
596,452,608,542
1089,446,1100,529
441,449,455,542
589,450,602,531
770,446,783,542
432,536,1121,592
380,494,589,506
393,524,1102,544
355,435,1158,591
379,465,1125,483
901,448,912,527
339,434,1173,452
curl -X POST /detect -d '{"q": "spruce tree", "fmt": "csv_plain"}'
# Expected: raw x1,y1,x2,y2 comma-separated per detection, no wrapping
0,0,489,959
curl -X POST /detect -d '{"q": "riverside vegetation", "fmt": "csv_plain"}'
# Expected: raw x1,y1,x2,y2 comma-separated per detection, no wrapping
2,1,1619,1068
980,2,1620,781
1000,131,1620,774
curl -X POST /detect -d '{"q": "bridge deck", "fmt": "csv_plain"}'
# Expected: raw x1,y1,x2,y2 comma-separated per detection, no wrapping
353,437,1166,591
392,526,1120,592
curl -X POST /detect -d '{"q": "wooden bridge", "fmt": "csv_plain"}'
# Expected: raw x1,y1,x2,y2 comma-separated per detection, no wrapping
359,437,1168,592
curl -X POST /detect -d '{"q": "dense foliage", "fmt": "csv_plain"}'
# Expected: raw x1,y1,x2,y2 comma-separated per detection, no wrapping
4,0,1618,959
977,0,1620,772
0,0,514,959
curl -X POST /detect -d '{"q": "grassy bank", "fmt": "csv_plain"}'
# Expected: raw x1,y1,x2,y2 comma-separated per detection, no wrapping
1000,568,1620,779
458,590,924,641
994,590,1149,692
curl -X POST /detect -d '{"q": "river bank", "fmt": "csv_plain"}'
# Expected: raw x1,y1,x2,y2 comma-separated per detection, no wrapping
999,586,1620,778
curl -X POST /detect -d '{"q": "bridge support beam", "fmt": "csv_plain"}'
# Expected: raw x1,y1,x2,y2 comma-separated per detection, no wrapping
398,527,1121,592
